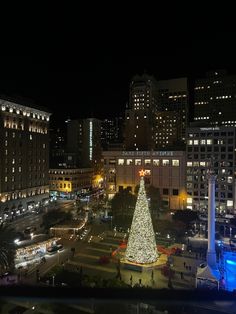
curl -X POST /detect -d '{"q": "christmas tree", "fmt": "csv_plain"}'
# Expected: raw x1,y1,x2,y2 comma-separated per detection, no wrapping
125,171,158,264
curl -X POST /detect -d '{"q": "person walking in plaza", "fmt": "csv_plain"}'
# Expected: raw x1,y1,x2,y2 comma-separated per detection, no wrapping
180,272,184,280
151,269,154,284
130,275,133,286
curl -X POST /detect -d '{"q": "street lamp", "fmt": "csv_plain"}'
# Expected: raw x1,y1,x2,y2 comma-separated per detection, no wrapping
58,251,60,265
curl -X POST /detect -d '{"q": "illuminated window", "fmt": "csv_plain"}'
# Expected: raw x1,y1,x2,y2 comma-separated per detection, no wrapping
187,197,192,204
172,159,179,166
188,140,193,145
227,200,233,207
126,159,133,165
5,177,7,182
227,177,233,184
200,162,206,166
193,140,199,145
19,167,21,172
162,159,169,166
12,167,15,173
118,159,124,165
206,139,212,145
144,159,151,165
187,162,192,167
144,169,151,175
135,159,141,165
153,159,160,166
200,140,206,145
12,159,15,164
5,140,7,146
30,135,32,140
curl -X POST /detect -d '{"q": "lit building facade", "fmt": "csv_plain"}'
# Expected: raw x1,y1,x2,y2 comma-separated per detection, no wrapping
186,126,236,214
124,74,158,151
155,77,188,148
49,127,66,168
101,117,124,150
124,74,189,151
0,97,51,221
67,118,102,169
155,111,182,149
103,150,186,210
194,70,236,126
49,168,93,199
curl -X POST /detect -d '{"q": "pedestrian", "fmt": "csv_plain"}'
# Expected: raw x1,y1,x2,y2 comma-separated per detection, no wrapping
180,272,183,280
183,261,186,268
151,270,154,281
139,278,142,286
168,278,173,289
130,275,133,286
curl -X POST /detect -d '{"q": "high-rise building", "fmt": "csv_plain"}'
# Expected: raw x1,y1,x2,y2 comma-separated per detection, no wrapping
124,74,189,151
67,118,102,169
154,111,182,149
124,74,158,151
49,127,66,168
0,96,51,221
101,117,124,150
155,78,188,148
194,70,236,126
186,125,236,214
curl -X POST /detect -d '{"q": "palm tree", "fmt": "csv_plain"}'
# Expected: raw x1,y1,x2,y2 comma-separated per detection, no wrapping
0,223,17,273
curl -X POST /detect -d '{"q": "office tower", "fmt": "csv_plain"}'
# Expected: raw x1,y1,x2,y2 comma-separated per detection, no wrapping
186,125,236,214
67,118,102,169
124,74,189,151
124,74,158,151
101,117,124,150
155,78,188,148
0,96,51,220
49,127,66,168
155,111,182,149
194,70,236,126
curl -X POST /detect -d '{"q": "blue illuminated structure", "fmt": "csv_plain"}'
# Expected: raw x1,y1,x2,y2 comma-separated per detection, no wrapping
223,252,236,291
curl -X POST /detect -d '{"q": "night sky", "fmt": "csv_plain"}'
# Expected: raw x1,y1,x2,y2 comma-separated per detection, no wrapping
0,8,236,126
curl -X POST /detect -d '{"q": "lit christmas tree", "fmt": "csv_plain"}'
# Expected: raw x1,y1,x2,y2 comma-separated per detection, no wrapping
125,170,158,264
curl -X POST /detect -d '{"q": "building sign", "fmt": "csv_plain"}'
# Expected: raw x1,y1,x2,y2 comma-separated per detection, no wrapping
200,127,220,131
121,151,174,157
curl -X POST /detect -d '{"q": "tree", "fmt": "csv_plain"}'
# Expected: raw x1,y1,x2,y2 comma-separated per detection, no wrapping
125,176,158,264
153,219,186,240
111,188,136,229
135,184,161,212
147,185,161,212
0,223,17,273
172,210,198,226
42,210,72,230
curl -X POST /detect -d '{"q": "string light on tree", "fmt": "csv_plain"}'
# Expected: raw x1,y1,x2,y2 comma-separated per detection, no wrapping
125,170,158,264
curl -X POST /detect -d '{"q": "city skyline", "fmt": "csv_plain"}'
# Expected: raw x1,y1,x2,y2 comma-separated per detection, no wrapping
1,30,236,125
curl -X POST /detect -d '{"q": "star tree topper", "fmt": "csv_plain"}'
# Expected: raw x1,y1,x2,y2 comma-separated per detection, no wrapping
139,169,145,177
